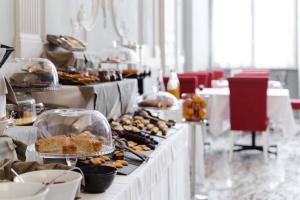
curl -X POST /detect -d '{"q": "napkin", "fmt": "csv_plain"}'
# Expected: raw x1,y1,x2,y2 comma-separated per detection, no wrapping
0,159,71,181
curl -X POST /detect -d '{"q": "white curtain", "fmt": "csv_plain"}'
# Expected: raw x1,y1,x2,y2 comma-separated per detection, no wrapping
212,0,296,68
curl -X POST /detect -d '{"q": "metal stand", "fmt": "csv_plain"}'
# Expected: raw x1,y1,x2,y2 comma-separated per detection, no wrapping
234,131,277,155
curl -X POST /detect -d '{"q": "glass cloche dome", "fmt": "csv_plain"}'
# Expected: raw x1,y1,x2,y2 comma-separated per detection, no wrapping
3,58,59,91
138,91,179,109
33,109,114,158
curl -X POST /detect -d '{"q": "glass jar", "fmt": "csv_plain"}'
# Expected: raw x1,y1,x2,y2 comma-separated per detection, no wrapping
6,93,44,125
182,94,207,122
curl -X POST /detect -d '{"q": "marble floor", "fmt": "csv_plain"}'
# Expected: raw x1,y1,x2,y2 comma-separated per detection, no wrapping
197,128,300,200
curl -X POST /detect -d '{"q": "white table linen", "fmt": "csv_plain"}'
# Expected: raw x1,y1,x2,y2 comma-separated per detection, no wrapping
212,80,282,89
5,124,191,200
150,108,206,197
198,88,297,137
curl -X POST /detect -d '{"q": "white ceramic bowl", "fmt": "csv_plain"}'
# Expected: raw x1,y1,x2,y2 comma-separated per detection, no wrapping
14,170,82,200
0,182,49,200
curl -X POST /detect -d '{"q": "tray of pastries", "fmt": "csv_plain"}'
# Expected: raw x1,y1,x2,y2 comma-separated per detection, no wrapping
57,68,122,85
76,148,144,176
110,110,176,150
47,34,86,51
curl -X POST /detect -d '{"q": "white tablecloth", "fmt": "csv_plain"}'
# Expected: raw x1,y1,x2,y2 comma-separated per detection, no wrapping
147,108,206,197
5,124,191,200
197,88,297,137
212,80,282,89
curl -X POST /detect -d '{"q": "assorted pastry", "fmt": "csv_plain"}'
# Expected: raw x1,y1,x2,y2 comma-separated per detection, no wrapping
77,149,129,169
110,110,176,154
35,131,103,154
58,71,100,85
57,69,122,85
138,99,172,109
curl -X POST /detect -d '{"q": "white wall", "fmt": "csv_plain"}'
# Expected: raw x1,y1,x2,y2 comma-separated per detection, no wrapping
0,0,15,46
45,0,139,51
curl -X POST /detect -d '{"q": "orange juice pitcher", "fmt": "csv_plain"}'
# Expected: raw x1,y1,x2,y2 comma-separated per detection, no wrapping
167,70,180,99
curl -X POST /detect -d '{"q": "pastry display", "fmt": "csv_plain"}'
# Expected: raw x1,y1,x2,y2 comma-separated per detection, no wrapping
58,71,100,85
35,131,103,154
110,110,176,152
183,94,207,122
9,59,59,90
47,34,86,51
33,109,114,157
138,99,172,108
58,69,122,85
139,91,178,109
103,56,125,64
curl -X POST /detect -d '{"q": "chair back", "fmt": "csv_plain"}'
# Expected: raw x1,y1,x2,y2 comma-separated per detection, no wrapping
179,72,209,87
210,69,225,80
228,77,268,131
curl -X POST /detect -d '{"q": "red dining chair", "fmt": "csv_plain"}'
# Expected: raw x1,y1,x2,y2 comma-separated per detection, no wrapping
163,76,198,97
228,76,276,162
210,69,225,80
179,72,209,87
291,99,300,120
291,99,300,110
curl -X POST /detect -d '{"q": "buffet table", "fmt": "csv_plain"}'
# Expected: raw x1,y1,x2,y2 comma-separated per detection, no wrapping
5,124,191,200
31,79,138,118
199,88,297,137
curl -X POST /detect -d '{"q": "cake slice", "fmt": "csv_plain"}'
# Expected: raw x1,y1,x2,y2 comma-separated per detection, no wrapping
70,134,102,153
35,135,68,153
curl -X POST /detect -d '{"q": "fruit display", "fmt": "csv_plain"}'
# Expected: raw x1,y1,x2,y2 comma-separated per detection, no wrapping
183,94,207,122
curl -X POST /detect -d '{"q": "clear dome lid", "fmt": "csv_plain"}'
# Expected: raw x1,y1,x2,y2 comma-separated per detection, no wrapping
33,109,114,158
138,91,179,109
3,58,60,91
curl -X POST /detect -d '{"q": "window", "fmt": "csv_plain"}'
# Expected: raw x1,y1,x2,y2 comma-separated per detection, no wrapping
212,0,296,68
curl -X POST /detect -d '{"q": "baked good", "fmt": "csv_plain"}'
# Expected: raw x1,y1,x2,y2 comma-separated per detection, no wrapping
35,135,68,153
70,134,102,153
35,132,102,154
62,143,77,154
113,150,124,160
138,99,172,108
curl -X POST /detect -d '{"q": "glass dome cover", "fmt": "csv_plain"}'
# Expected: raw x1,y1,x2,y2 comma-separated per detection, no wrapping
138,91,179,109
32,109,114,158
5,58,59,91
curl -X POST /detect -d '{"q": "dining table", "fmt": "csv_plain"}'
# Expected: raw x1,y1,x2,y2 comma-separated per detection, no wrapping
197,87,297,137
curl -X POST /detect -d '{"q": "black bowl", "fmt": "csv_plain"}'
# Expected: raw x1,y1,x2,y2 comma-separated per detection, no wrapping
79,165,117,193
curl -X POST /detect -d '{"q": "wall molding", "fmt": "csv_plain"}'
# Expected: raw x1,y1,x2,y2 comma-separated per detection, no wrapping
14,0,43,58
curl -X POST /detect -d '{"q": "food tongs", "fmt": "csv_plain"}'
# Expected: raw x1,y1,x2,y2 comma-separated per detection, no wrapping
113,137,149,162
